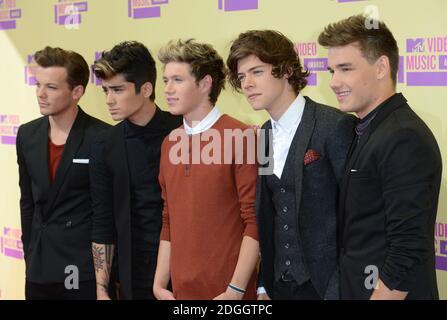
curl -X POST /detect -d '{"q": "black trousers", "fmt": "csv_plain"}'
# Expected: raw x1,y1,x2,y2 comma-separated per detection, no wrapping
107,254,157,300
273,279,321,300
25,280,96,300
130,249,157,300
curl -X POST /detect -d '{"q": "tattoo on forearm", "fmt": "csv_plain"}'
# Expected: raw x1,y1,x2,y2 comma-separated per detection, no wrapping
105,244,113,271
97,282,108,292
92,243,114,291
92,244,105,272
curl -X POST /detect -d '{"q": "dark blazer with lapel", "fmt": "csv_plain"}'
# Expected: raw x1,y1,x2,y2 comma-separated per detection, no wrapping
256,96,355,299
89,107,182,300
339,93,442,300
16,107,110,284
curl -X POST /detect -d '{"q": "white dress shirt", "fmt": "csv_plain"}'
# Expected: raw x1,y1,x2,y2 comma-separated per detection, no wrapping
270,94,306,179
183,106,222,135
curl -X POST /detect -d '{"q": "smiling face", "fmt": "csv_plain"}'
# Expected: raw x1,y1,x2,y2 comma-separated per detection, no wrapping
236,54,294,118
327,43,383,119
101,73,150,122
35,66,81,116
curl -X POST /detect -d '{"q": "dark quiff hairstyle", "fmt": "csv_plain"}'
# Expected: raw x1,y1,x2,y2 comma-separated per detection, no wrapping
93,41,157,101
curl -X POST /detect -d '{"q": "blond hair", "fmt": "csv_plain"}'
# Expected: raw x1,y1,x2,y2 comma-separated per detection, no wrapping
158,39,227,104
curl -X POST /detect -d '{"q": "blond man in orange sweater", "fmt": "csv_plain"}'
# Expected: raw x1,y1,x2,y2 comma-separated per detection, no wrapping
153,39,259,300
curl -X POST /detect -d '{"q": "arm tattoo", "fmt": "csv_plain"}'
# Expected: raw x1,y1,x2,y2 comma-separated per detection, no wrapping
92,244,105,272
92,243,114,292
97,282,109,292
105,244,113,271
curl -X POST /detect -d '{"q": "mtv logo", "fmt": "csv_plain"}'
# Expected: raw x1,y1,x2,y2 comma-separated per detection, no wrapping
406,38,425,53
3,227,21,239
128,0,169,19
218,0,258,11
440,239,447,255
436,250,447,270
0,4,21,30
54,1,88,26
439,55,447,70
25,54,37,86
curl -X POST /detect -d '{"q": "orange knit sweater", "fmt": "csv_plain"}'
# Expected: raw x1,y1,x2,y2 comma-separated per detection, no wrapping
159,115,259,300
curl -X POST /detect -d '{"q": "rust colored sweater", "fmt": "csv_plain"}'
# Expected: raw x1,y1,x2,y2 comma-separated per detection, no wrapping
159,115,259,300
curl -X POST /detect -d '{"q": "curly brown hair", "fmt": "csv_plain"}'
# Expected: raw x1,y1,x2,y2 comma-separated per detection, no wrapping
227,30,309,94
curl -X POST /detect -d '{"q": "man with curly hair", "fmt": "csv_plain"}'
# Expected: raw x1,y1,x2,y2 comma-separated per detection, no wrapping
227,30,355,299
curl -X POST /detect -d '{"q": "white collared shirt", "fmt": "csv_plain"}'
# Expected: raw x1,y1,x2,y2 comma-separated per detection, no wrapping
183,106,222,135
270,94,306,179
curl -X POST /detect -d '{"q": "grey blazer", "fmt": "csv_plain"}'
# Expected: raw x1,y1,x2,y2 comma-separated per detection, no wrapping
256,96,355,299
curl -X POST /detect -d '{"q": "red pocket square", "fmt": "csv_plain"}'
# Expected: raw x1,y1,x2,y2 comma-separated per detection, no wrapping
304,149,321,165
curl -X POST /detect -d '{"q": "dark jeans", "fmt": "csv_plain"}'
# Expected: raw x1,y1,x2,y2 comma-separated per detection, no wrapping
25,280,96,300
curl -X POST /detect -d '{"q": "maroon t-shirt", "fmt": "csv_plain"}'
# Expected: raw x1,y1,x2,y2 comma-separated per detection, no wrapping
48,138,65,183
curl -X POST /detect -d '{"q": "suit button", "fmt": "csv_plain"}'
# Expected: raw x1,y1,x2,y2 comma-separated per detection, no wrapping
285,243,290,249
282,206,288,213
280,188,286,193
66,221,72,228
285,260,291,266
283,224,289,231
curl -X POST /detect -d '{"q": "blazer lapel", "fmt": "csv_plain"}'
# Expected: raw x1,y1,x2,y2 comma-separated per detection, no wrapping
44,108,87,215
338,129,373,218
31,117,51,199
293,100,316,221
109,123,131,198
337,93,408,248
108,122,133,298
256,121,274,222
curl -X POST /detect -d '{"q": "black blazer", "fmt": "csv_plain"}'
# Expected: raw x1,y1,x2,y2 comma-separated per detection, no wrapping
89,107,182,300
339,93,442,299
256,97,355,299
16,107,110,284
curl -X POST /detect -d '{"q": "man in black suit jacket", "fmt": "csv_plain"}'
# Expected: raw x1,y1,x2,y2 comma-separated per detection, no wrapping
319,15,442,299
16,47,110,300
227,30,355,299
90,41,182,300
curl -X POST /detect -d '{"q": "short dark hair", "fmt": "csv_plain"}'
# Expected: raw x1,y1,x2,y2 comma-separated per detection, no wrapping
158,39,227,105
34,46,89,91
318,14,399,86
227,30,309,94
93,41,157,101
